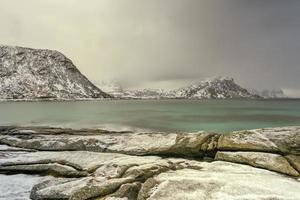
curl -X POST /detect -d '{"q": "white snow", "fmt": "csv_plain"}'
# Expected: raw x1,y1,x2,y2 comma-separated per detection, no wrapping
0,174,48,200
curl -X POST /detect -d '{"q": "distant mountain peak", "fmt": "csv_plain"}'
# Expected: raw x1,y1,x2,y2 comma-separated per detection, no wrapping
204,76,234,82
172,76,259,99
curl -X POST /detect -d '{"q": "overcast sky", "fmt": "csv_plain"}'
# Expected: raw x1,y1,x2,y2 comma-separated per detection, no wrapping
1,0,300,96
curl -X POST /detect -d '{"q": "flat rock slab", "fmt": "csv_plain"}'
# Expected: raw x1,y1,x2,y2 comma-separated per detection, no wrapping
139,161,300,200
0,126,216,157
0,151,165,173
218,127,300,155
215,151,299,176
31,176,135,200
1,126,300,157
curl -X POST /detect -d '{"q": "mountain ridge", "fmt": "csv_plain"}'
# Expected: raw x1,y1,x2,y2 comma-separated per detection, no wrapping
96,77,265,99
0,45,111,100
170,77,260,99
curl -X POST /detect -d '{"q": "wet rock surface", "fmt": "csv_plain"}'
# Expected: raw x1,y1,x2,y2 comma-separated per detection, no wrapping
0,126,300,199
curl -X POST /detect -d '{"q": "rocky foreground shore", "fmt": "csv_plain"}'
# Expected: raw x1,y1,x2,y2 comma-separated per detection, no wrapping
0,126,300,199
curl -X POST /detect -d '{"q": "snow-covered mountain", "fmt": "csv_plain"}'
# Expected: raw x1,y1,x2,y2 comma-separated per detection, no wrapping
97,77,261,99
0,45,111,100
249,88,287,99
170,77,260,99
94,81,167,99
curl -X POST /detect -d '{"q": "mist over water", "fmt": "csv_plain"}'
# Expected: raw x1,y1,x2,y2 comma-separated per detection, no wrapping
0,99,300,132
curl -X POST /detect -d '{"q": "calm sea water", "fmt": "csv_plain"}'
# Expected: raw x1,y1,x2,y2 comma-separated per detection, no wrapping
0,99,300,132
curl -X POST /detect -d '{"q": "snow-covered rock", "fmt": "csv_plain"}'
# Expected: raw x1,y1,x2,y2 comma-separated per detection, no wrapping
0,45,111,100
171,77,260,99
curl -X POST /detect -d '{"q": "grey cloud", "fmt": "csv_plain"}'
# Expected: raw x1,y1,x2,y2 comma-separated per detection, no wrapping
0,0,299,95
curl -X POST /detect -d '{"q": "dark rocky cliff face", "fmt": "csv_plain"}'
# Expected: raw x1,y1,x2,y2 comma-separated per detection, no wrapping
0,45,111,100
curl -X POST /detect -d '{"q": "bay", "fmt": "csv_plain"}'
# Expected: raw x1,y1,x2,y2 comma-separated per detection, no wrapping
0,99,300,132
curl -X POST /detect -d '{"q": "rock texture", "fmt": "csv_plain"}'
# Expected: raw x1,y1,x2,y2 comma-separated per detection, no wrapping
0,126,300,199
215,151,299,176
139,162,300,200
218,127,300,155
0,126,216,157
0,45,111,100
286,155,300,173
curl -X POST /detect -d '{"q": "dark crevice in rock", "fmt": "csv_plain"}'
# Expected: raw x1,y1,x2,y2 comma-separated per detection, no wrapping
285,155,300,174
92,182,143,200
0,126,133,136
137,178,159,200
0,158,84,171
0,169,86,178
216,147,284,156
0,163,89,178
201,133,221,158
112,182,142,200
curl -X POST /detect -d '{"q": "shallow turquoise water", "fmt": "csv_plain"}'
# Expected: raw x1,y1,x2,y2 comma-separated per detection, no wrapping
0,99,300,132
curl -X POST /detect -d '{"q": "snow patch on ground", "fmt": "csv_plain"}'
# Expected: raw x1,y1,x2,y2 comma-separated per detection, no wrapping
0,174,48,200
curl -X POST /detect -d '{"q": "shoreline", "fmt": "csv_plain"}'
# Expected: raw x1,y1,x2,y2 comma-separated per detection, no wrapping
1,97,300,102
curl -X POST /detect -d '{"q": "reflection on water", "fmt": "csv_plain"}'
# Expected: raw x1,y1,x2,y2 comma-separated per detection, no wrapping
0,99,300,132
